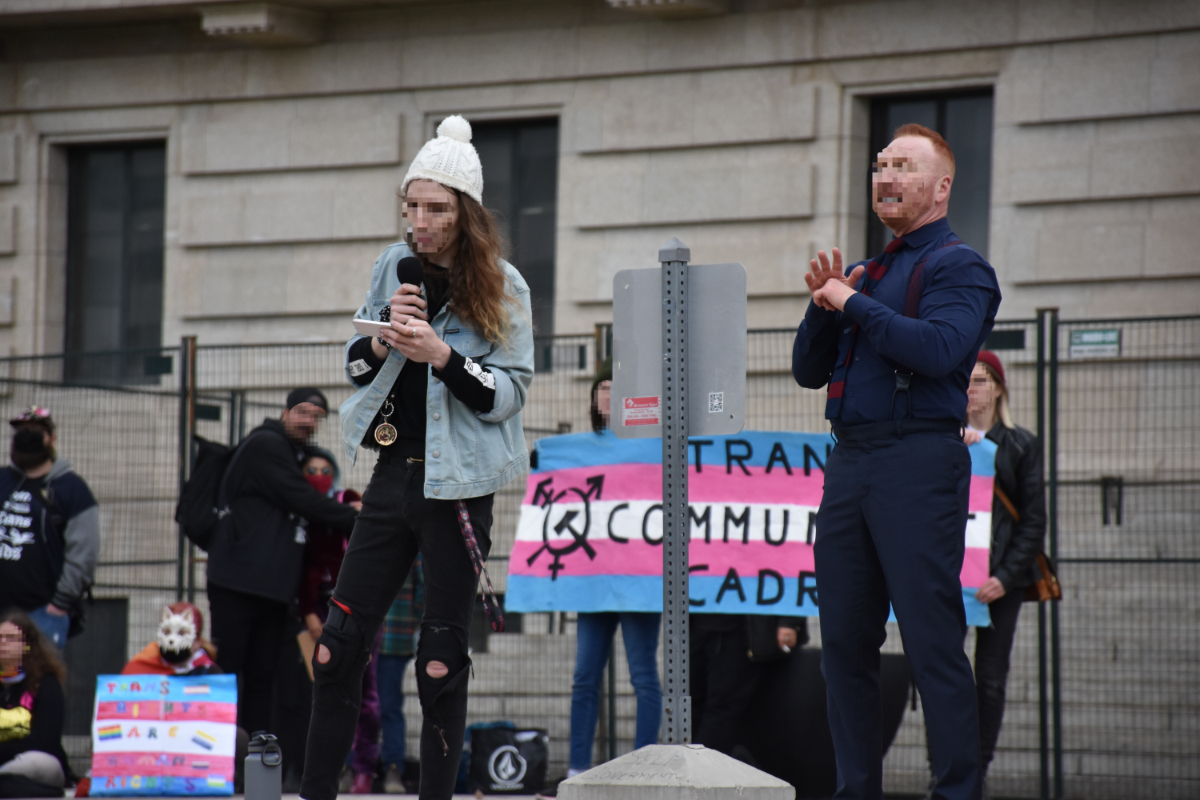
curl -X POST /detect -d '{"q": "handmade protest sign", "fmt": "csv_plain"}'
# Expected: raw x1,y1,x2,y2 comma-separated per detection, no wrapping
90,674,237,796
507,431,996,626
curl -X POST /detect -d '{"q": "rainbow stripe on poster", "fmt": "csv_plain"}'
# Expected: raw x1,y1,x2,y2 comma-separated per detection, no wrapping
506,430,996,627
90,675,237,796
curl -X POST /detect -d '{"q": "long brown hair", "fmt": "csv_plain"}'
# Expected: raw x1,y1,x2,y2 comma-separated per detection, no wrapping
0,610,65,691
407,189,517,345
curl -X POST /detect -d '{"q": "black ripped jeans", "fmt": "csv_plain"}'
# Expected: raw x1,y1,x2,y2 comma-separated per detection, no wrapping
300,453,492,800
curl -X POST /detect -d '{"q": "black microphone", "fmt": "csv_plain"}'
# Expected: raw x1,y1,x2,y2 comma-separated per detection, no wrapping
380,257,425,330
396,256,424,290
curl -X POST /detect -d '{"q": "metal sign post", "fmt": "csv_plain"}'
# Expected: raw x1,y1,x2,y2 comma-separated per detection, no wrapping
611,238,747,744
659,237,691,744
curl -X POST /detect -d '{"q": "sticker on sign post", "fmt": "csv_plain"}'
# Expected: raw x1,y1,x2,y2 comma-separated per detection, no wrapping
622,396,661,427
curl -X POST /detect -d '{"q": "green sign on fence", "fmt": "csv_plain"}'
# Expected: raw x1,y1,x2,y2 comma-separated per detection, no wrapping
1068,328,1121,358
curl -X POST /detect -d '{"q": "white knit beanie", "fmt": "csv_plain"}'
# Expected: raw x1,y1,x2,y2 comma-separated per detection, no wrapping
402,115,483,203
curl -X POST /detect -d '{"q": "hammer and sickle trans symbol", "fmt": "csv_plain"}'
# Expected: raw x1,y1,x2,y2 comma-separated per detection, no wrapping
526,475,604,580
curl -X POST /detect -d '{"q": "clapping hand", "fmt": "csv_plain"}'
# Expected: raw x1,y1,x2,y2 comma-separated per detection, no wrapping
806,248,865,313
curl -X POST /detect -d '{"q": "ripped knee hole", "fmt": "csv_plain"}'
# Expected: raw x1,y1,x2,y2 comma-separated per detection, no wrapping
425,660,449,679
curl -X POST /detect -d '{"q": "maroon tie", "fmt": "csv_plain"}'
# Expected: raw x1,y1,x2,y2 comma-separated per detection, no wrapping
825,237,906,415
866,237,907,284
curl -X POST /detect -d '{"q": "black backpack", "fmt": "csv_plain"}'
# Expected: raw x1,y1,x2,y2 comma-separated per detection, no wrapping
174,432,265,550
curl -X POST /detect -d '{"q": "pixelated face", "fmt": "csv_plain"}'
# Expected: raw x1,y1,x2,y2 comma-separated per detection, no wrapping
967,363,999,417
597,380,612,422
0,622,24,667
282,402,326,443
157,607,197,655
405,179,460,256
871,136,947,225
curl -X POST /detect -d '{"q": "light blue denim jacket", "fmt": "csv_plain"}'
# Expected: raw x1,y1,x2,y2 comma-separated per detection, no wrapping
340,242,534,499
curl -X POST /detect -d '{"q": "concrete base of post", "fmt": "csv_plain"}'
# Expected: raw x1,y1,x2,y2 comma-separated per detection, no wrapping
557,744,794,800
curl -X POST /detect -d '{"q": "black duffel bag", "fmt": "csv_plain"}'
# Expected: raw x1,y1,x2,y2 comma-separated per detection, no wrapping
468,726,549,795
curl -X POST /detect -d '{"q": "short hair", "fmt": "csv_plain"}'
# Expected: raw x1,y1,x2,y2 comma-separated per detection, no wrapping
893,123,955,178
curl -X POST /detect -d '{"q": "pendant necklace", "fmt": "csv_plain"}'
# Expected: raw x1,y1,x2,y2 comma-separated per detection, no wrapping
375,397,398,446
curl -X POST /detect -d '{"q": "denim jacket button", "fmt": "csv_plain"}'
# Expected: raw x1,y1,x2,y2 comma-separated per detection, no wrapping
433,412,441,421
433,487,440,496
432,450,441,458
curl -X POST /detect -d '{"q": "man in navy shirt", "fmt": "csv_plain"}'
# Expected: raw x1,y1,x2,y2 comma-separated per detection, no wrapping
793,124,1001,800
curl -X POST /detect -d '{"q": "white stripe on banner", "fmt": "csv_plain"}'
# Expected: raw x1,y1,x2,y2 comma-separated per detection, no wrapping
518,500,990,549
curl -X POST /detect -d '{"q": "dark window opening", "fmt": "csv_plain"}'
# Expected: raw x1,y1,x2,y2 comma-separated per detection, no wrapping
472,118,559,355
867,90,993,260
65,142,166,383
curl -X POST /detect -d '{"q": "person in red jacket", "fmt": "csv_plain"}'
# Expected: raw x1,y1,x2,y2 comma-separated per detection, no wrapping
121,602,249,793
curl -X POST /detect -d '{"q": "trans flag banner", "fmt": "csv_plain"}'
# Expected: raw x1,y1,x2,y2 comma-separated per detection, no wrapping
90,674,237,796
506,430,996,627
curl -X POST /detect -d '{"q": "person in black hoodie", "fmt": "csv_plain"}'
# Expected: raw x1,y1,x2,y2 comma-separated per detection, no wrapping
0,610,69,798
205,388,359,737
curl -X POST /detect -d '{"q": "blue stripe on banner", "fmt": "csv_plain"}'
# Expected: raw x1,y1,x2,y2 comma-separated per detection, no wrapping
536,429,996,477
506,576,993,626
94,674,238,704
535,430,838,472
962,588,992,627
968,436,997,478
91,776,232,796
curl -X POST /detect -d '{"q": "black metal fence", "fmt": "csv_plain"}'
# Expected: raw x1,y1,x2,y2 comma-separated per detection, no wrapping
1,315,1195,798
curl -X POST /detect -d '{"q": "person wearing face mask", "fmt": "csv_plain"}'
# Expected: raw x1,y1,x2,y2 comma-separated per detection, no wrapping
0,611,70,798
301,115,534,800
122,602,220,676
121,602,252,793
0,407,99,651
205,388,361,739
294,451,377,795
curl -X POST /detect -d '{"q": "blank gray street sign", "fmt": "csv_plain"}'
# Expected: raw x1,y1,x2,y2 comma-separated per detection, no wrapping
611,262,747,439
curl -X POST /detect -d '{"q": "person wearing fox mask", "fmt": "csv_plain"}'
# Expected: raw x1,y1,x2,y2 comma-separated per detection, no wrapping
123,603,220,677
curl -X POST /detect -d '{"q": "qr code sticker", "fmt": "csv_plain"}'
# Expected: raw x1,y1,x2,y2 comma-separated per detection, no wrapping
708,392,724,413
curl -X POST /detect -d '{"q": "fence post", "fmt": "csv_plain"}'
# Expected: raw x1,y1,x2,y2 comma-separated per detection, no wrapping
1034,310,1052,800
607,651,618,761
1047,310,1063,799
594,323,613,372
177,336,198,602
229,390,243,446
659,237,691,744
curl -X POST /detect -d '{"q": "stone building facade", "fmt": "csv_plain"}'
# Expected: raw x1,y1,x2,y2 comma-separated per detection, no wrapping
0,0,1196,358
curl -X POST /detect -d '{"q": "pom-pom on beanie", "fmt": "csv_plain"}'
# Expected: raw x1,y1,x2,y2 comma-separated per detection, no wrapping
402,115,484,203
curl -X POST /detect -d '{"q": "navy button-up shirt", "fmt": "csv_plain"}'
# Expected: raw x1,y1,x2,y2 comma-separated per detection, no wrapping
792,218,1001,425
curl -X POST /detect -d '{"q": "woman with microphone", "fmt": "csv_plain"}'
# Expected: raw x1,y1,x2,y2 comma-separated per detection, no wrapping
300,115,534,800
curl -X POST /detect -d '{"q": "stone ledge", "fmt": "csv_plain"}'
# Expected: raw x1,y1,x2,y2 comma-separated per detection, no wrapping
560,744,793,800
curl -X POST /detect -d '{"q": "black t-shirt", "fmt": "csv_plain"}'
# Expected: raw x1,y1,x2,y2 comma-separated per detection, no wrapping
0,470,92,611
349,262,497,452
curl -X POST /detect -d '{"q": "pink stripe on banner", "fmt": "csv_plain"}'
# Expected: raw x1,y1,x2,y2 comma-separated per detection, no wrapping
93,755,235,778
526,464,826,507
969,475,994,514
94,702,238,725
961,546,990,589
164,703,238,724
528,465,993,512
510,539,816,578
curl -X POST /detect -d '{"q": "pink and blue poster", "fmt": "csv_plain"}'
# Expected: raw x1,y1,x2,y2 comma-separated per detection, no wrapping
90,674,237,796
507,431,996,627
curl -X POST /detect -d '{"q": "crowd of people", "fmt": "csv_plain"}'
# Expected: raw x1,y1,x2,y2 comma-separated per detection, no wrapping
0,117,1049,800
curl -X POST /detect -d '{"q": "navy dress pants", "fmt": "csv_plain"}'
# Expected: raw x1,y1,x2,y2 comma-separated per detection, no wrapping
815,423,981,800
